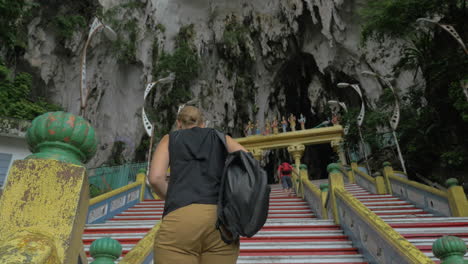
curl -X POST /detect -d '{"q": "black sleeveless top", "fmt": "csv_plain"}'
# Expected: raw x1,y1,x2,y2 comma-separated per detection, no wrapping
163,127,227,217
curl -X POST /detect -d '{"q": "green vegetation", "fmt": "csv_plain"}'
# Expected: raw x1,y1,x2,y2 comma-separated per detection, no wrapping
155,23,166,33
0,62,61,120
0,0,36,54
356,0,467,186
217,19,254,71
151,24,200,138
52,15,86,40
359,0,464,41
100,2,145,64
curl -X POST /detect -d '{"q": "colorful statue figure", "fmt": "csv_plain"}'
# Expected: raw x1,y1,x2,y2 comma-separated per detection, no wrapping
272,117,279,134
255,120,261,135
264,119,271,135
281,116,288,133
245,120,254,136
331,115,340,125
298,114,306,130
288,114,297,131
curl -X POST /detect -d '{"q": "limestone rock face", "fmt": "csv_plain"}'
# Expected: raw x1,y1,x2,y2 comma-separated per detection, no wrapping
21,0,423,166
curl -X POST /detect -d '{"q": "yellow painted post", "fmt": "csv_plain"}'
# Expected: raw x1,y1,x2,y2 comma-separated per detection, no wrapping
288,144,305,197
299,164,308,199
331,140,347,165
0,111,97,264
346,167,355,184
319,183,329,219
136,169,147,202
249,148,263,161
327,163,345,225
382,162,393,195
445,178,468,217
375,176,387,194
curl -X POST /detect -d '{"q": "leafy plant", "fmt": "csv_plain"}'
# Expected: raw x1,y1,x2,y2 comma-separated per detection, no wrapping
53,15,86,40
101,2,145,64
217,19,254,71
0,62,62,120
151,24,200,139
359,0,451,42
440,148,467,169
0,0,34,51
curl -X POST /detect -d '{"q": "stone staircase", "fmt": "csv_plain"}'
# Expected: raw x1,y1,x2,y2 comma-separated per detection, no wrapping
345,183,468,262
82,185,368,263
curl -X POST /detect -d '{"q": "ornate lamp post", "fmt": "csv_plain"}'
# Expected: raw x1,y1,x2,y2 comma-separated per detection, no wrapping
337,82,371,174
362,71,407,174
142,73,176,172
328,100,351,163
417,18,468,102
417,18,468,55
80,17,117,116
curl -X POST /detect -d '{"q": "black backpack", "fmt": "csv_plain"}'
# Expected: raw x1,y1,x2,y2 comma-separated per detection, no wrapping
215,131,271,244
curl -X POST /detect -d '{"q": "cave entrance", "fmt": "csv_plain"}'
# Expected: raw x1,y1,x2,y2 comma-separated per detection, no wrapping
263,53,336,182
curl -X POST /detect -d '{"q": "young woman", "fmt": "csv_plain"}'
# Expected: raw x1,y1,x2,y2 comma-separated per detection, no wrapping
149,106,247,264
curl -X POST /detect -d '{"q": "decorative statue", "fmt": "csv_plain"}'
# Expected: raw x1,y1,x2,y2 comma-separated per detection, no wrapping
272,117,279,134
330,103,341,125
288,114,297,131
281,116,288,133
255,120,261,135
245,120,254,136
264,119,271,135
298,114,306,130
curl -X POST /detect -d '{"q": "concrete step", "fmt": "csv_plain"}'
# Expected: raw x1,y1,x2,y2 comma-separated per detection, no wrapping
236,254,367,263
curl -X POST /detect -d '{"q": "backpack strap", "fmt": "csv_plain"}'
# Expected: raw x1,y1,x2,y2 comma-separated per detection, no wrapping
214,129,236,244
214,129,227,149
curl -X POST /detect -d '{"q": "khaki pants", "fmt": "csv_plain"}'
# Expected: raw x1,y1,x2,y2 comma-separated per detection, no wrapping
154,204,239,264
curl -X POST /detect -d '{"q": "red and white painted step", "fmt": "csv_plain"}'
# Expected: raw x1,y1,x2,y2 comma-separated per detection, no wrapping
83,184,368,263
345,183,468,262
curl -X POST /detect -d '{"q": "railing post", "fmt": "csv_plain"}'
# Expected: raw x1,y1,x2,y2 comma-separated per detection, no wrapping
328,163,345,225
299,164,308,199
136,168,147,201
446,178,468,217
249,148,263,161
331,140,347,165
373,171,387,195
90,237,122,264
319,183,329,219
432,236,468,264
382,162,394,195
288,144,305,197
346,167,355,183
0,111,97,264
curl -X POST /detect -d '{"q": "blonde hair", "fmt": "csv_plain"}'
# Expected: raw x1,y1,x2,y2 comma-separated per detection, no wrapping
177,105,204,129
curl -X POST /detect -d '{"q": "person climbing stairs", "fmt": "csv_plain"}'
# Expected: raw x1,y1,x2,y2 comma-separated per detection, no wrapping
83,184,369,263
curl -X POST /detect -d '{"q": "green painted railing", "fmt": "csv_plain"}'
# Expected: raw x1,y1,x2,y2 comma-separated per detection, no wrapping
88,162,148,192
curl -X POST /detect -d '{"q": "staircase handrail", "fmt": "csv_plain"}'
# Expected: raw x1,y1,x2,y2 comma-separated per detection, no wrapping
387,173,447,198
383,162,468,217
327,163,434,264
351,162,387,194
302,178,329,219
90,181,142,206
334,188,435,264
353,166,375,184
119,222,162,263
87,169,148,224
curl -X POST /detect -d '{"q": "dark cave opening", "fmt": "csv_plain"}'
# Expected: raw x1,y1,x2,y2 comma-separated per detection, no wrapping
264,52,336,182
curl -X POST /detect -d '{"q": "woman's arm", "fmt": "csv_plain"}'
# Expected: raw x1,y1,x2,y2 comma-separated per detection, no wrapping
148,135,170,200
225,135,248,153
